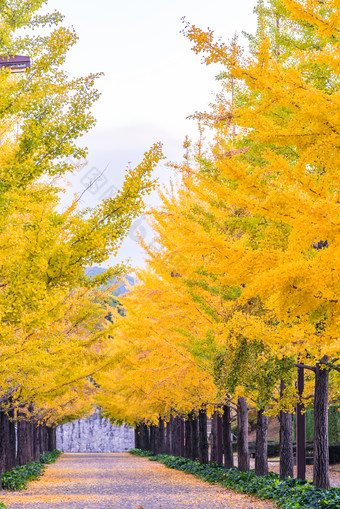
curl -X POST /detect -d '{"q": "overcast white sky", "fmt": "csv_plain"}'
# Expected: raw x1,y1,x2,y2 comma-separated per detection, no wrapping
46,0,258,267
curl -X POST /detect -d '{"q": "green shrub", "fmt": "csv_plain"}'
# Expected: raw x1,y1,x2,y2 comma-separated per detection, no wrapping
2,462,45,490
129,448,155,457
129,450,340,509
0,503,7,508
2,449,62,491
40,449,62,464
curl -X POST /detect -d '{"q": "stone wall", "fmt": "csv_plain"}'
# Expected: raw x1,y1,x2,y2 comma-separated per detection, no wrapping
56,410,135,453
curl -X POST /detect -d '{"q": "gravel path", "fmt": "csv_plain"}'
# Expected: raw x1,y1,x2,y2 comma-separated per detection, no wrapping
1,453,276,509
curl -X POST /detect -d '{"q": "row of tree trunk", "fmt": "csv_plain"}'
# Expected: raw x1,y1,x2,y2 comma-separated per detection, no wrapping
135,397,295,480
0,409,57,489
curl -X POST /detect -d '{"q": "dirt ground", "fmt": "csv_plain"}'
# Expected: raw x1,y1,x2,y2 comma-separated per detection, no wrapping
1,453,276,509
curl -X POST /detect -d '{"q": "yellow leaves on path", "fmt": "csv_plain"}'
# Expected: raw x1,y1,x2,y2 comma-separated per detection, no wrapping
1,453,276,508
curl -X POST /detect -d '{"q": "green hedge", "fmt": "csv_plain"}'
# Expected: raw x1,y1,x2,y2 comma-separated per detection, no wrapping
129,449,340,509
2,450,62,491
293,406,340,442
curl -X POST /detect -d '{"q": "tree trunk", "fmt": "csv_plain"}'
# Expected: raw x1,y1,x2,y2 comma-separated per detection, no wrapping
40,424,46,455
313,362,330,489
27,421,33,463
279,410,294,480
170,415,176,456
51,427,57,451
157,418,164,454
237,397,249,471
173,417,182,457
0,412,11,473
296,365,306,480
154,424,159,454
180,418,185,457
17,420,29,466
198,408,209,464
0,411,10,487
134,425,141,449
32,422,40,461
8,409,17,470
165,420,171,454
216,411,223,465
223,404,234,469
190,412,198,461
141,423,149,451
47,427,56,452
184,415,192,459
149,425,155,454
210,411,218,464
255,408,268,476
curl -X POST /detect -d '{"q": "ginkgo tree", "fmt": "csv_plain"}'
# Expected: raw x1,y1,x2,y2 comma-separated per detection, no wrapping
99,0,340,490
96,266,218,424
182,0,340,489
0,0,164,478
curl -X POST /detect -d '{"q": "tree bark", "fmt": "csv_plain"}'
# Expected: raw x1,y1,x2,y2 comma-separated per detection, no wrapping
313,362,330,489
296,365,306,480
165,419,171,454
0,411,11,473
223,404,234,469
198,407,209,464
237,397,249,471
190,412,198,461
179,418,185,457
8,409,17,470
173,417,182,457
32,422,40,461
157,417,164,454
17,419,29,466
210,411,218,464
134,425,141,449
170,415,176,456
47,426,56,452
279,409,294,479
39,424,46,455
216,411,223,465
141,423,150,451
50,426,56,451
0,411,10,487
184,415,192,459
149,425,156,454
27,421,33,463
255,408,268,476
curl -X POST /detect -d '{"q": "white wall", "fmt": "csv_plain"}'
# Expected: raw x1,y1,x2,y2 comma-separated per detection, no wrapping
57,410,134,453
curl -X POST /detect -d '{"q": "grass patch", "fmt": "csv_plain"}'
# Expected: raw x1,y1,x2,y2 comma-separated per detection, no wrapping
129,449,340,509
2,450,62,491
